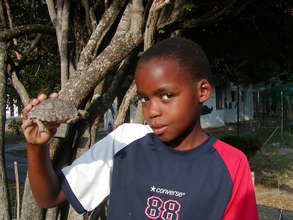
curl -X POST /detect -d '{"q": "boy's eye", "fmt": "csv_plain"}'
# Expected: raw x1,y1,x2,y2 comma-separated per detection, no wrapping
161,93,173,100
138,95,149,103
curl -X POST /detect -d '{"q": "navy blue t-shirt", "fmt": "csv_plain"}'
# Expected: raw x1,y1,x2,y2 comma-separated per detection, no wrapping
59,123,258,220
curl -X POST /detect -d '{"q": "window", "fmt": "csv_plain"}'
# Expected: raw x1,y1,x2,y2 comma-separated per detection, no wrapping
216,86,223,109
241,91,245,102
231,91,236,102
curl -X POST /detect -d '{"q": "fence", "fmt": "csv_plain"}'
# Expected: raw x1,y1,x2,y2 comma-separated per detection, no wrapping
253,89,293,142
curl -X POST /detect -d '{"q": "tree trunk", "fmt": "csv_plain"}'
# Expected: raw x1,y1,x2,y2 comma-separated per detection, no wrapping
67,207,84,220
0,41,11,220
114,80,136,127
20,177,44,220
44,207,58,220
134,101,144,123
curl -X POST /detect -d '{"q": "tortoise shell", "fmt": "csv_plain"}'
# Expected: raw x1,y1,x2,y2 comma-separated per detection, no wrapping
28,98,78,123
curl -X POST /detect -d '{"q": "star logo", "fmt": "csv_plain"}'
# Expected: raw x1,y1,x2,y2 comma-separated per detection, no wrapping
151,186,156,192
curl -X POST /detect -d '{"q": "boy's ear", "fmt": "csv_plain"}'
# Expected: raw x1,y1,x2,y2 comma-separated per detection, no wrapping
196,79,212,103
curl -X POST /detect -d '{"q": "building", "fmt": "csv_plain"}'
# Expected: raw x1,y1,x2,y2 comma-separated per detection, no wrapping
200,83,254,128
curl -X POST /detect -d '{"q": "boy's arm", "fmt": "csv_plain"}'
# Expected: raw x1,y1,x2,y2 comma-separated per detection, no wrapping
222,156,258,220
27,143,66,208
213,140,258,220
23,93,66,208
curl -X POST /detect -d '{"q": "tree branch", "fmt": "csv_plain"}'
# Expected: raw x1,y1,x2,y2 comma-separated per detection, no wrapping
158,0,239,31
89,5,98,30
81,0,92,34
129,0,144,38
87,53,135,125
114,80,136,127
0,0,7,28
60,0,70,87
59,0,144,108
59,32,142,106
7,60,29,106
10,70,30,105
56,0,63,38
3,0,13,28
144,0,171,49
18,34,42,65
45,0,57,27
186,0,237,28
0,24,55,41
77,0,128,72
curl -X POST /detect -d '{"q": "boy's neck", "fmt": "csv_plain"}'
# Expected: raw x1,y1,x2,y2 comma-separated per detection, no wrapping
168,124,209,151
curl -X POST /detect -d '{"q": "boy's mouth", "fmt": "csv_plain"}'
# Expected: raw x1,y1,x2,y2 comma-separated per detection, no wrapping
151,125,167,135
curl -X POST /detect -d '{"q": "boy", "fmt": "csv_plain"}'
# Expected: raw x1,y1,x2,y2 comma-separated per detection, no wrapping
23,38,258,219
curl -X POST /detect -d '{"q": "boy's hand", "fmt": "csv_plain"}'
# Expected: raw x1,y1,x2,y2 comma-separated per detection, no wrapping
22,93,59,145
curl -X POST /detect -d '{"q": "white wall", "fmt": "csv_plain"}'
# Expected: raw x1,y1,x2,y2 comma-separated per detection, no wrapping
200,92,225,128
5,105,19,118
201,84,254,128
224,84,254,122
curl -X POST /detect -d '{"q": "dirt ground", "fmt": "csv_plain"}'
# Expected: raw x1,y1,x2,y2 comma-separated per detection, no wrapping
256,183,293,210
256,182,293,219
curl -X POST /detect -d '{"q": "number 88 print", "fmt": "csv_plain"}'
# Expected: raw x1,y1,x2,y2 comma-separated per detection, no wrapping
144,196,181,220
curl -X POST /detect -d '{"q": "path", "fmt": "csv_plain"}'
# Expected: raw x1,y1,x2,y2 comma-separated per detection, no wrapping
258,205,293,220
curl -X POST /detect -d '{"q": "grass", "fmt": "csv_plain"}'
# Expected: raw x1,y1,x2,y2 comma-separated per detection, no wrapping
250,146,293,189
239,126,293,190
249,129,293,210
283,134,293,147
252,127,293,185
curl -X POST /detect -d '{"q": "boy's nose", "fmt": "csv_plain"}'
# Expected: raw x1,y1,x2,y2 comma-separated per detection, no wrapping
148,100,161,118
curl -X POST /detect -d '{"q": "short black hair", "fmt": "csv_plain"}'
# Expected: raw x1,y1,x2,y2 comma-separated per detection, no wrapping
137,37,211,81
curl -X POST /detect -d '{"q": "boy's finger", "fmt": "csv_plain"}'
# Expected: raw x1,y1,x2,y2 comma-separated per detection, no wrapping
31,98,40,106
37,93,47,101
49,92,58,98
22,104,33,119
23,104,33,112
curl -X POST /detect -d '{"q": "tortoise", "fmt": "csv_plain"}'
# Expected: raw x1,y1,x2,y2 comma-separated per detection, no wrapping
22,98,88,132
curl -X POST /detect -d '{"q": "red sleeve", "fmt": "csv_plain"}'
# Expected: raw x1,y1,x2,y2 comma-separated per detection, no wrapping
213,140,259,220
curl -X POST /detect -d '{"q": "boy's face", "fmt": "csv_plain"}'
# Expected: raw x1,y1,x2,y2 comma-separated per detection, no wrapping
135,58,210,146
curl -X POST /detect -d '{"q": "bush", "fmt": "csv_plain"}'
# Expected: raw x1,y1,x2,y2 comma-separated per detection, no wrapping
220,135,262,160
7,117,22,135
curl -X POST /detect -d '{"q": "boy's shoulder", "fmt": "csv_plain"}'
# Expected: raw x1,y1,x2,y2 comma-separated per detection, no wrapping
212,138,247,161
212,138,251,178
